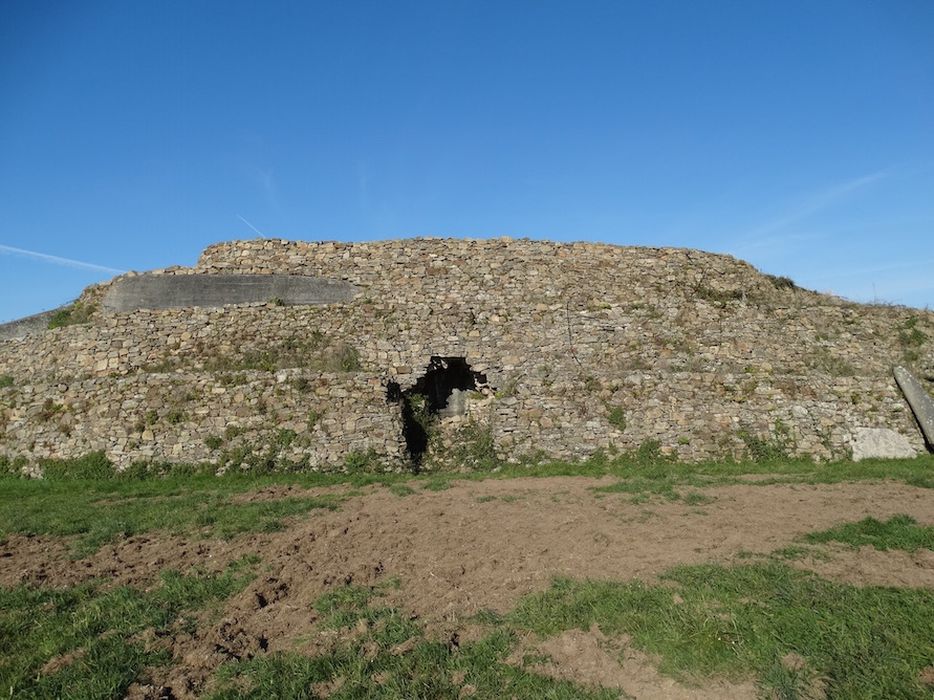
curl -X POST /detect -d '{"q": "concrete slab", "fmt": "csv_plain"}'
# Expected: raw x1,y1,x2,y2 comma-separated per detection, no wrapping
102,273,358,311
894,366,934,447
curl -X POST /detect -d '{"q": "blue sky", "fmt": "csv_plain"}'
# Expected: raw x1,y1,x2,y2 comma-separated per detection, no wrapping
1,0,932,322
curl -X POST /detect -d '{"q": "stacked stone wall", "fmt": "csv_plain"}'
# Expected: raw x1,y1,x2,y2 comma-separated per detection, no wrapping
1,237,932,472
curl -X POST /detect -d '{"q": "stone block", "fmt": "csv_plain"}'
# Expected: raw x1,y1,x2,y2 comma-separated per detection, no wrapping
851,428,915,461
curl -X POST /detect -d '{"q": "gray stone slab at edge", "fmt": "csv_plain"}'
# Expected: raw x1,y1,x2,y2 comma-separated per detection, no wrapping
0,307,66,341
851,427,916,461
102,273,358,312
894,366,934,447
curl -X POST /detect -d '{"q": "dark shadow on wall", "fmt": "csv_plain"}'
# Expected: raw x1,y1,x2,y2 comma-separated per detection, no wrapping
387,357,491,469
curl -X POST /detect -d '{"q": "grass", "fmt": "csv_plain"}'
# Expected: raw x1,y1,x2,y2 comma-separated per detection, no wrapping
208,585,616,700
0,558,257,699
510,562,934,698
2,451,933,556
0,473,342,557
804,514,934,552
208,555,934,698
1,448,933,697
387,483,416,497
593,478,714,504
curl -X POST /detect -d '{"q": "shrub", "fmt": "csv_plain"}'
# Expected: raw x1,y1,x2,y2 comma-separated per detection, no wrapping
165,409,187,425
739,420,795,462
0,375,13,389
343,449,380,472
38,399,64,422
606,405,627,431
634,439,663,463
898,316,927,363
694,285,745,305
40,451,113,480
332,343,362,372
47,301,96,329
767,274,797,290
204,436,224,450
444,420,499,471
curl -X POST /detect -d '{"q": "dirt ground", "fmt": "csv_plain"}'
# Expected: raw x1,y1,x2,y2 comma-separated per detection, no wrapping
3,477,932,698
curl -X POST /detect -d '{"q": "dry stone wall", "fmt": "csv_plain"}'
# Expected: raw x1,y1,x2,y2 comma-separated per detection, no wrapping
1,237,932,473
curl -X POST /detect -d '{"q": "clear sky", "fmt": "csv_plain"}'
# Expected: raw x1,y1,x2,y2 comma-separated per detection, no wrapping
1,1,932,322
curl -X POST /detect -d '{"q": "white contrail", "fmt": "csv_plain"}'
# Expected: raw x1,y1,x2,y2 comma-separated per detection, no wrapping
236,214,264,236
0,244,126,274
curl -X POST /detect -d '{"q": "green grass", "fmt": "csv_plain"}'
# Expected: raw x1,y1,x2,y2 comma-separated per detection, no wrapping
510,562,934,698
387,483,416,497
2,451,933,557
208,556,934,698
0,558,257,699
209,584,615,700
421,477,452,492
0,474,342,557
804,514,934,552
593,477,714,504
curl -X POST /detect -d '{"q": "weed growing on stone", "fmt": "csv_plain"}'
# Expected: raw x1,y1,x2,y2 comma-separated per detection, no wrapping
436,420,498,471
0,375,12,389
204,435,224,451
737,420,795,462
605,405,627,431
343,449,381,472
899,316,929,364
200,336,362,373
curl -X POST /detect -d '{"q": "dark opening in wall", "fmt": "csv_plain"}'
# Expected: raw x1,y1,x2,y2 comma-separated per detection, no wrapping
386,356,491,468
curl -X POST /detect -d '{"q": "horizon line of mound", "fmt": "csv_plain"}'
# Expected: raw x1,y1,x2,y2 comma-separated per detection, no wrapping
101,273,359,311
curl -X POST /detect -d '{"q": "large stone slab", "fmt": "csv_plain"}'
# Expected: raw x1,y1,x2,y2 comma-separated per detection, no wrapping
894,366,934,447
102,273,358,311
0,307,66,341
851,427,916,461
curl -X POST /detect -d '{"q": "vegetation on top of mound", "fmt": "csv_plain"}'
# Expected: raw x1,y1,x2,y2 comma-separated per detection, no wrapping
0,558,258,699
46,301,97,329
0,375,13,389
899,316,929,365
804,514,934,553
766,273,798,290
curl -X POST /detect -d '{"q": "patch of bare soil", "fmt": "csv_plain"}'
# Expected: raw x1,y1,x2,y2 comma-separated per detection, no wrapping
513,625,758,699
4,477,932,697
229,482,360,503
790,543,934,588
0,532,267,589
